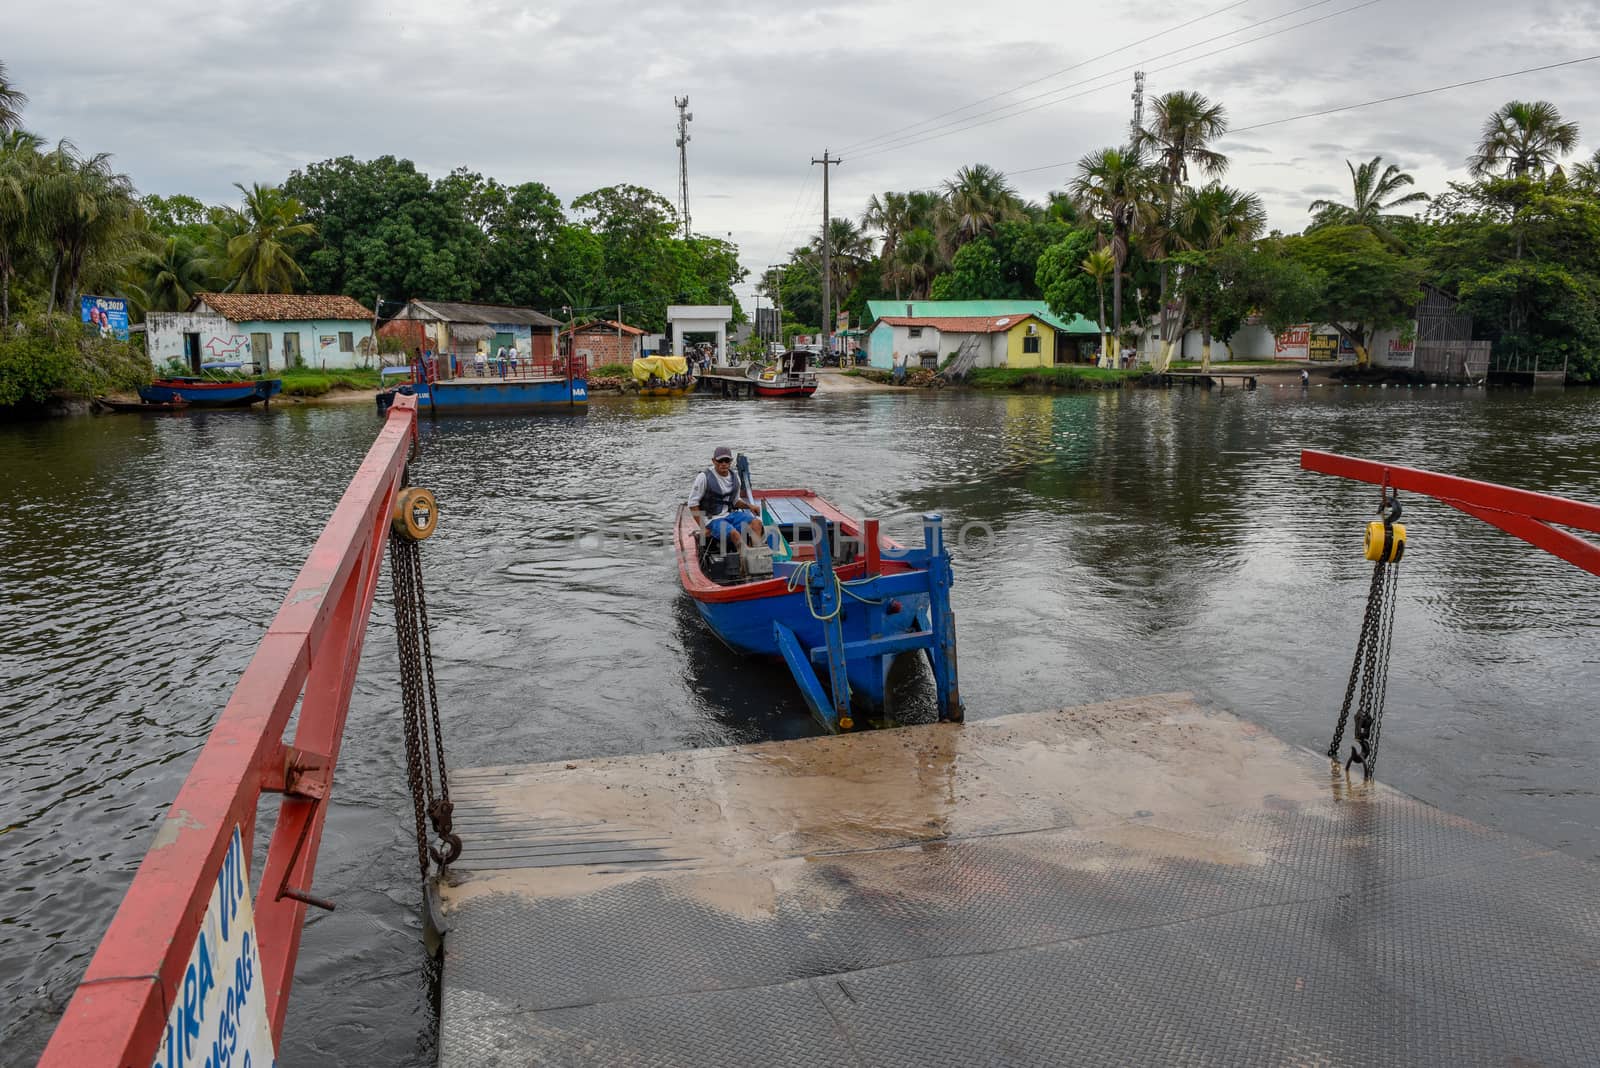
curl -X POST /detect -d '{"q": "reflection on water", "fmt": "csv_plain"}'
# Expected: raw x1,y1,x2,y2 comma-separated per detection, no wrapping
2,384,1598,1063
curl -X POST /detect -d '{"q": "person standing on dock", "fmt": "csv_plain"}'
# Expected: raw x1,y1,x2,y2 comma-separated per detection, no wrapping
892,350,907,384
688,446,764,551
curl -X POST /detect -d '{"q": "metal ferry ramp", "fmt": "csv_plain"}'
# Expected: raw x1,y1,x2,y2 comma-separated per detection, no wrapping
436,694,1600,1067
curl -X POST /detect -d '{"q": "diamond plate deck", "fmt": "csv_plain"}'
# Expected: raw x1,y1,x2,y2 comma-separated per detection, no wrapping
436,695,1600,1067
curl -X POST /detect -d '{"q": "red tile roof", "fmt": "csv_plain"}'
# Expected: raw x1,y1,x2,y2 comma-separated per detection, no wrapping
565,319,646,336
193,293,374,322
878,314,1040,333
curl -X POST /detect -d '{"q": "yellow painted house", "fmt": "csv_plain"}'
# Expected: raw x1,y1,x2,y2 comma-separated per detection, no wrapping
1003,315,1053,369
870,312,1058,369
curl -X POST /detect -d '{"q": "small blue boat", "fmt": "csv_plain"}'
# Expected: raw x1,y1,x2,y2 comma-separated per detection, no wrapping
139,377,282,407
676,474,962,732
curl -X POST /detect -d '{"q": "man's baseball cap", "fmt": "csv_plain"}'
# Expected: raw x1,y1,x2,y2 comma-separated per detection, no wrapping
712,446,733,460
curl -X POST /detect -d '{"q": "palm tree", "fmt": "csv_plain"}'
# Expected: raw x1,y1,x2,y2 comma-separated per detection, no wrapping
1307,156,1428,245
139,235,211,312
894,228,941,300
1070,146,1156,363
0,130,42,328
1572,148,1600,193
939,164,1022,248
807,217,871,326
225,182,315,293
0,62,26,136
861,191,912,297
1135,90,1229,366
1081,247,1114,365
1469,100,1579,179
1170,182,1266,371
30,142,141,316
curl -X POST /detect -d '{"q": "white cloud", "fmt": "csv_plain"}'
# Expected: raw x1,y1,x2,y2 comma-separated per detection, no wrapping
7,0,1598,308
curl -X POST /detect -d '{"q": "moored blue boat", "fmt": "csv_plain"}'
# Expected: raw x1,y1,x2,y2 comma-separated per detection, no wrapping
676,485,962,731
139,377,282,407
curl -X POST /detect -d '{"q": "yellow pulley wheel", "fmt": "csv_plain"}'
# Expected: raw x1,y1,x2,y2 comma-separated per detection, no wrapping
1363,521,1406,562
393,487,438,541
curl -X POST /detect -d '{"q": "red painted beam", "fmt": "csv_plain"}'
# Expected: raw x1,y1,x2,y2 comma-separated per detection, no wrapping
39,395,420,1067
1301,448,1600,577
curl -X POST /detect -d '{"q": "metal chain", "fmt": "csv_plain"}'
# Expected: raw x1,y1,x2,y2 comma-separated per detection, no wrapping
1329,558,1387,758
1333,508,1403,779
1362,562,1402,777
389,534,461,880
390,537,432,882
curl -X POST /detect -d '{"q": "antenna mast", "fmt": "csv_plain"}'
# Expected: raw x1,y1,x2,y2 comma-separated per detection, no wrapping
674,96,693,239
1130,70,1146,145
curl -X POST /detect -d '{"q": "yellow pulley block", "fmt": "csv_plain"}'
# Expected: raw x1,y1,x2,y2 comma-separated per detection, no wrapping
1363,521,1406,562
393,487,439,541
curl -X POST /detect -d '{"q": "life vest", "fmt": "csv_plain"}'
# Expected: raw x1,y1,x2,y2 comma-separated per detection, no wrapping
698,467,743,516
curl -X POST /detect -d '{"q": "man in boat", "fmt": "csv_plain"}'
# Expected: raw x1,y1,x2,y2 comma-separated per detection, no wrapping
688,446,765,552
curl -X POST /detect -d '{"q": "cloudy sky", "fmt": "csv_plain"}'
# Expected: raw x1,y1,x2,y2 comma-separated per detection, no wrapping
7,0,1598,310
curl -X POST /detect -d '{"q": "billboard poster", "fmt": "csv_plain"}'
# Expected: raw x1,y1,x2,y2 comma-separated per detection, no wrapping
1274,325,1310,361
1308,334,1340,361
836,311,850,332
80,295,129,340
1385,324,1417,368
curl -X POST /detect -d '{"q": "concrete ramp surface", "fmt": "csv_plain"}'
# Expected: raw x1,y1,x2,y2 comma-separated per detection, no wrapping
436,696,1600,1066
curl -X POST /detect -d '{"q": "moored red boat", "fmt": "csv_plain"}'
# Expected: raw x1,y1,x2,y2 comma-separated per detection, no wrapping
139,377,282,407
750,349,819,397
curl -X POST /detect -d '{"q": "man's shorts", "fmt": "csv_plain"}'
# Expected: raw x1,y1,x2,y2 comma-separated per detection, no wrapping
707,510,757,545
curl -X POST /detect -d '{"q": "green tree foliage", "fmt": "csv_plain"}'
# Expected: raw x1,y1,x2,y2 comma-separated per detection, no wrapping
1036,228,1099,322
1307,156,1428,246
930,238,1004,300
1469,100,1579,179
226,182,315,293
0,61,24,136
1281,225,1424,363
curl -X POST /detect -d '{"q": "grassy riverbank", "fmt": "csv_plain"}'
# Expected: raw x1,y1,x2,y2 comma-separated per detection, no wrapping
969,366,1139,390
277,368,382,396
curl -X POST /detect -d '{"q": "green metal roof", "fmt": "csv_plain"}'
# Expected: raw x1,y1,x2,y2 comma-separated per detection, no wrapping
866,300,1102,335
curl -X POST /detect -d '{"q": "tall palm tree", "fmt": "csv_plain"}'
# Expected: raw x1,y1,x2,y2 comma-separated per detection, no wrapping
939,163,1022,248
0,62,26,136
31,142,141,316
861,190,911,297
1307,156,1428,244
1469,100,1580,178
1081,247,1114,365
1070,146,1156,363
1135,90,1229,365
1170,182,1266,371
1572,148,1600,193
808,217,871,325
894,228,941,300
0,130,42,328
225,182,315,293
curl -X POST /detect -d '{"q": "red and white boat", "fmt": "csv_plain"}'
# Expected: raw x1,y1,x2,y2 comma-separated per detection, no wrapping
751,349,819,397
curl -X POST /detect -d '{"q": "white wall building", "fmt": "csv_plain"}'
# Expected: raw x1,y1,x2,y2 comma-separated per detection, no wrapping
147,293,376,372
666,305,733,364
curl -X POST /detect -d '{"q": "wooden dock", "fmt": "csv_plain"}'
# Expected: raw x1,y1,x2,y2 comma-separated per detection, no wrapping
697,370,759,398
1156,370,1258,389
432,694,1599,1066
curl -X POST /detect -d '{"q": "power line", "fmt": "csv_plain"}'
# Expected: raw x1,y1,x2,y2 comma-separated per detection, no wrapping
1001,52,1600,182
838,0,1255,154
849,0,1373,163
1229,53,1600,133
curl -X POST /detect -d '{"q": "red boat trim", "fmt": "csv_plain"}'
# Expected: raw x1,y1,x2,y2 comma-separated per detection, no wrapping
38,395,422,1067
149,378,268,390
1301,449,1600,576
676,490,908,603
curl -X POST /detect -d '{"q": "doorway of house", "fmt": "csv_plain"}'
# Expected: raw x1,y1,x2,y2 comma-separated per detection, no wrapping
183,333,202,374
282,332,301,368
251,332,271,373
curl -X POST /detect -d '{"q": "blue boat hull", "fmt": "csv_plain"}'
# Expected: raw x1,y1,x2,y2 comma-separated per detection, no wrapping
693,576,930,712
139,379,282,407
414,378,587,410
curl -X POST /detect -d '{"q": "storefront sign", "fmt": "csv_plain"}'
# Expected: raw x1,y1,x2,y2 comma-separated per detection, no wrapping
152,826,276,1068
1275,325,1310,361
1308,334,1340,361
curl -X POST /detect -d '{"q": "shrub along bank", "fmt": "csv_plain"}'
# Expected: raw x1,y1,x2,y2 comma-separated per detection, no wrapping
0,317,150,411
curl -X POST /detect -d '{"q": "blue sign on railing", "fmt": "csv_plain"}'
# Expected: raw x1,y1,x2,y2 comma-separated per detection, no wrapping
81,295,130,340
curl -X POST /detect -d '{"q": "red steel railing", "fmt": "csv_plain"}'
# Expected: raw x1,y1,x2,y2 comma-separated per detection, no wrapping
38,394,422,1066
1301,449,1600,576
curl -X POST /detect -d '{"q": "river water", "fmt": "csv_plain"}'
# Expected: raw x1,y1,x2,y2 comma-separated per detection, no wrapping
3,382,1598,1064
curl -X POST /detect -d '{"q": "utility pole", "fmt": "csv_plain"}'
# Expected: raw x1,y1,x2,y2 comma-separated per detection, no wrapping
674,96,693,240
811,149,841,355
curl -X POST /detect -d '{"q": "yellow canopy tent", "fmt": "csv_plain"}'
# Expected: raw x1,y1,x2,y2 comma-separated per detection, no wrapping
632,356,689,382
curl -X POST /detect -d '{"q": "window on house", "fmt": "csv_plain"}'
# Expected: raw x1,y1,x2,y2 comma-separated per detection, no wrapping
1023,335,1041,354
908,327,923,338
339,331,354,352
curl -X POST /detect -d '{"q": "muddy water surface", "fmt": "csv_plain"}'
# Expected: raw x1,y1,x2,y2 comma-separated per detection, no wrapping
2,383,1598,1064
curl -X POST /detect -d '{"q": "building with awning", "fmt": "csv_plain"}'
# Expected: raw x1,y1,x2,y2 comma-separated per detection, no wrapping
380,300,562,361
